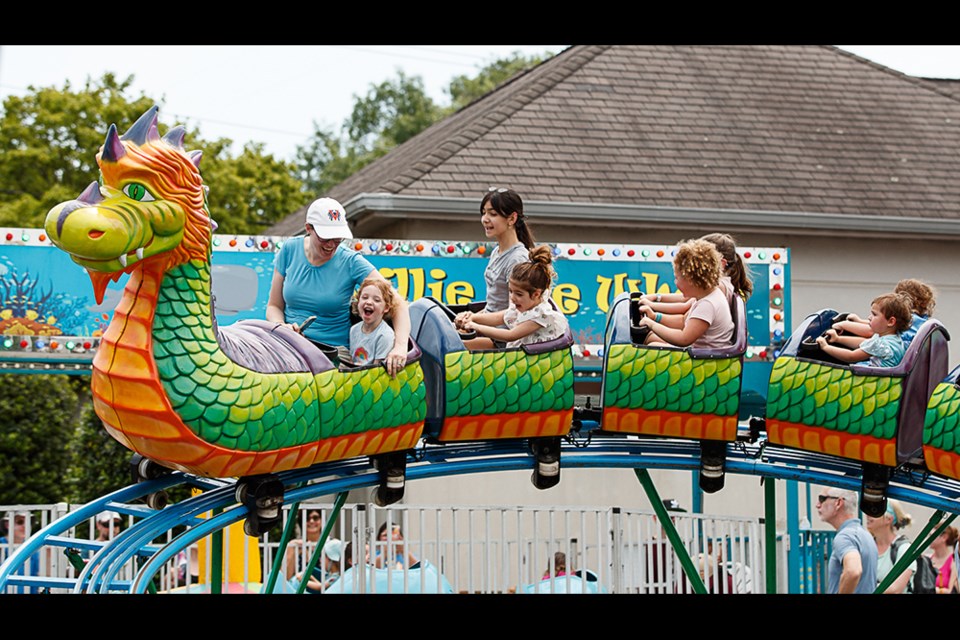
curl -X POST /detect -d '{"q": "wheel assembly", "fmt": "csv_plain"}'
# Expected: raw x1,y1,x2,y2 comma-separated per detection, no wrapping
531,437,561,490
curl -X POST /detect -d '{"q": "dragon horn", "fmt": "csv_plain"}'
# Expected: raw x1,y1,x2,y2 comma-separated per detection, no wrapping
100,124,126,162
163,125,187,149
122,105,160,145
77,181,104,204
188,150,203,168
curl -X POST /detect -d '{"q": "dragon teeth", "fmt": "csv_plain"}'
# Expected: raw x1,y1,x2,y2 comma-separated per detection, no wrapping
118,254,127,267
136,248,144,260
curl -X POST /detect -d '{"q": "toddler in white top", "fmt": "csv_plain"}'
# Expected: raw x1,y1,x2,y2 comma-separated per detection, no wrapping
463,246,568,348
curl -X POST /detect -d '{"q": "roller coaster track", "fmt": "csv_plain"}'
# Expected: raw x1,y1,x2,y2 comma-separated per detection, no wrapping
3,428,960,594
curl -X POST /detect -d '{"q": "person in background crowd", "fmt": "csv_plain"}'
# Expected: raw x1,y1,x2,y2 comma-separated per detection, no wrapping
817,487,877,594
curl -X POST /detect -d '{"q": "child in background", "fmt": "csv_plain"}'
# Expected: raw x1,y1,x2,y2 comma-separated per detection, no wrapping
896,278,936,344
639,239,734,349
637,232,752,323
542,551,568,579
348,276,400,365
831,278,935,347
817,293,912,367
463,246,569,349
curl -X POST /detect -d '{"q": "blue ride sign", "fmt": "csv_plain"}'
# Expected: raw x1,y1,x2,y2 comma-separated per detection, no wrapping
0,230,788,410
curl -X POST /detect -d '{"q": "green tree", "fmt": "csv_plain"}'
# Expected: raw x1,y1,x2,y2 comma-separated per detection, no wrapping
202,141,306,235
295,70,444,196
294,125,368,196
0,375,81,504
0,74,155,228
0,74,304,234
448,51,548,111
347,70,444,156
63,400,132,505
295,52,551,196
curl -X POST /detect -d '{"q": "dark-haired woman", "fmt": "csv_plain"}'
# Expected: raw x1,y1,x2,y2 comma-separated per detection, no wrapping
455,188,536,348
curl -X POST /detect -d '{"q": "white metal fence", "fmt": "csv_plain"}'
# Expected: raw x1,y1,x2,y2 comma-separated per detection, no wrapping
1,502,766,594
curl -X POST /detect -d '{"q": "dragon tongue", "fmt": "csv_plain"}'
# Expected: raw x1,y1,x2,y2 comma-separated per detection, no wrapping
88,269,122,305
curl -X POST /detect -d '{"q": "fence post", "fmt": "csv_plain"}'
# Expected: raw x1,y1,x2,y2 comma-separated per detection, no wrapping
611,506,622,593
764,477,777,594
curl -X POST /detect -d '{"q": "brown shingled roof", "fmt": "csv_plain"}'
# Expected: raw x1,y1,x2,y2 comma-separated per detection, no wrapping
270,44,960,235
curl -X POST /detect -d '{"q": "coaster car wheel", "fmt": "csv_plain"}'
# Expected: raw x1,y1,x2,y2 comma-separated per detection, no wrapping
236,474,285,537
372,451,407,506
530,437,562,490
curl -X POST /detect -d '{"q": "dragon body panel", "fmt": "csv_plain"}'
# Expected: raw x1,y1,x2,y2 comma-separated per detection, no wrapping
765,357,901,466
44,107,425,477
440,347,574,441
924,375,960,480
602,344,742,441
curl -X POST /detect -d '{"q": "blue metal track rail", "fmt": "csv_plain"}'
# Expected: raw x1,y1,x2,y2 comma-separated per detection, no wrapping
2,433,959,593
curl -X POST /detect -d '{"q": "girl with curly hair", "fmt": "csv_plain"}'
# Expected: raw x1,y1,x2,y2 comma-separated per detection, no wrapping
639,239,734,349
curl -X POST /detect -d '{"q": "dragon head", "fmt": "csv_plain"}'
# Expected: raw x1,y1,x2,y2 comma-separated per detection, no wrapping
44,106,213,303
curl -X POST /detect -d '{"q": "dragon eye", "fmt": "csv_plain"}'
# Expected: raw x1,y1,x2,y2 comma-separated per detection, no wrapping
123,183,155,202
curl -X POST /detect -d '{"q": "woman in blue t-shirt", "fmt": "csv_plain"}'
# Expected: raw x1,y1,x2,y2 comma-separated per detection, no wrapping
266,197,410,376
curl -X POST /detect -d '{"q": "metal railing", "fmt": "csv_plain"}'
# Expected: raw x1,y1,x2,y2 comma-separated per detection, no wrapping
259,502,765,594
2,501,768,594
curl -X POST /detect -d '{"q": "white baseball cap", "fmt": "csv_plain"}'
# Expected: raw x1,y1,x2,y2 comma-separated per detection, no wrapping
323,538,343,562
305,197,352,239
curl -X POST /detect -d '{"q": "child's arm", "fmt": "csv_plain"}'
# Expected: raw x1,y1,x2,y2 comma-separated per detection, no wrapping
467,319,541,343
815,337,870,363
639,315,709,347
823,328,866,349
639,299,694,316
467,310,507,328
638,305,686,330
640,292,690,306
833,320,873,339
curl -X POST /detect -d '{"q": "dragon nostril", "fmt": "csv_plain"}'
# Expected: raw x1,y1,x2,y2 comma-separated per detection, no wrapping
88,230,105,239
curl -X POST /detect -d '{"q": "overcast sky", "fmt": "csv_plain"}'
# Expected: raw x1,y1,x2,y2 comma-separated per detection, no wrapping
1,45,957,162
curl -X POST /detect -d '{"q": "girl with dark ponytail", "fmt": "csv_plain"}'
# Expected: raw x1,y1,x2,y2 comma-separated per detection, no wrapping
700,233,753,301
455,188,535,328
463,245,568,350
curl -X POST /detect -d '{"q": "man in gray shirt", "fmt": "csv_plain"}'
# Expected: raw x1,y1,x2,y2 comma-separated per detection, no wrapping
817,487,878,594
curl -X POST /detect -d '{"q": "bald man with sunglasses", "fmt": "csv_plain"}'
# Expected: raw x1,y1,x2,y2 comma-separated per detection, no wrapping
817,488,878,594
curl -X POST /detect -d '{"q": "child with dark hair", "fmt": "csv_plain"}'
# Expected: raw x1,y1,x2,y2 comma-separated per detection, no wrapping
639,239,734,349
817,293,912,367
700,232,753,301
464,245,568,349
